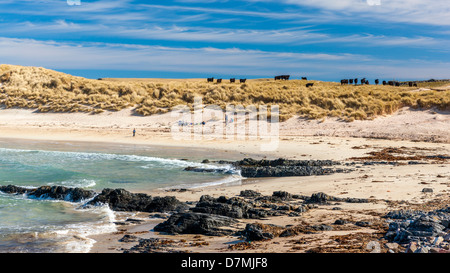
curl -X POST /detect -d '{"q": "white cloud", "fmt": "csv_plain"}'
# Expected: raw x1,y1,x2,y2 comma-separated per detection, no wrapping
278,0,450,26
1,36,448,80
0,37,367,76
0,19,440,49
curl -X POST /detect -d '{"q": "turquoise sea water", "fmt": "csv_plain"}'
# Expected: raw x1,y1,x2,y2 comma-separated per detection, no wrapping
0,139,242,253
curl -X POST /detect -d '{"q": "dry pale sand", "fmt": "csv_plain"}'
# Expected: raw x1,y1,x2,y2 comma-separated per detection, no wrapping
0,106,448,253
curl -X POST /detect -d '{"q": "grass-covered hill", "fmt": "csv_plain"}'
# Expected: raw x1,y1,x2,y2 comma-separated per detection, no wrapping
0,64,448,122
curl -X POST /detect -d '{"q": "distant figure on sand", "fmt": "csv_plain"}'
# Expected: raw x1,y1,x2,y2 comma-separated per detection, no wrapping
133,128,136,137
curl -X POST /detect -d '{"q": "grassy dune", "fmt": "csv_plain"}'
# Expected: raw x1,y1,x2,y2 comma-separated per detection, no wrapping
0,64,449,122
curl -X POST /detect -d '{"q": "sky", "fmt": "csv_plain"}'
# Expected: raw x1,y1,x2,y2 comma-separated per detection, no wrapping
1,0,450,81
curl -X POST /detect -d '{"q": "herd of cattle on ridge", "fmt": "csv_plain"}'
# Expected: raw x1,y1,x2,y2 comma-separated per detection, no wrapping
207,77,246,83
340,78,418,87
206,75,419,88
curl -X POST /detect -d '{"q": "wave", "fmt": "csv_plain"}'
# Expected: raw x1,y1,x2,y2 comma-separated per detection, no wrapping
0,193,117,253
0,147,225,169
47,179,97,189
53,205,117,253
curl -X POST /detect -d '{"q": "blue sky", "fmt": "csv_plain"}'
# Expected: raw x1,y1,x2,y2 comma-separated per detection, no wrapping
1,0,450,81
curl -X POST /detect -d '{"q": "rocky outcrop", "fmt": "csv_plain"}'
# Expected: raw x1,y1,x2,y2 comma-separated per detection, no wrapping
86,188,188,213
0,185,187,213
191,195,271,219
0,185,30,195
153,212,237,236
301,192,369,204
30,185,96,202
232,158,345,178
238,223,278,241
384,207,450,250
184,158,350,178
0,184,96,202
237,222,334,242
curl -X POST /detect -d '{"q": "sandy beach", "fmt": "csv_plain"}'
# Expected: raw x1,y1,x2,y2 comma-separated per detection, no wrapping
0,106,448,253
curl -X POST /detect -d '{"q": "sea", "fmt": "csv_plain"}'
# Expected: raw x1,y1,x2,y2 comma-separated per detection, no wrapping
0,138,244,253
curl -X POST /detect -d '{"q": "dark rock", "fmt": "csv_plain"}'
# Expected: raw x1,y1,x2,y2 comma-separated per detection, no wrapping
344,197,369,203
191,195,268,219
307,192,341,204
385,209,450,245
183,166,235,174
86,188,186,212
239,190,261,198
384,210,423,220
407,216,446,237
153,212,237,236
355,221,371,227
0,185,95,202
295,205,309,213
334,219,349,225
150,213,170,219
119,235,139,242
228,158,346,178
29,186,96,202
148,196,189,213
422,188,433,193
239,223,275,241
272,191,292,201
276,205,291,211
123,238,186,253
310,224,333,231
279,229,297,237
87,188,153,211
0,185,30,195
125,218,145,224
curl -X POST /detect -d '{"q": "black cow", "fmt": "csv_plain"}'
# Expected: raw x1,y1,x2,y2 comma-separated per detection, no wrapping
240,79,247,83
361,78,366,85
230,78,235,83
207,77,214,83
354,78,358,85
217,79,222,83
306,83,314,88
341,79,349,85
383,81,387,85
275,75,290,80
365,80,369,85
349,79,354,84
375,79,379,85
302,77,307,80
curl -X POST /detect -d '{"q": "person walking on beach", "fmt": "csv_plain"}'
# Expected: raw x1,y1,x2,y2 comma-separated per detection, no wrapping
133,128,136,137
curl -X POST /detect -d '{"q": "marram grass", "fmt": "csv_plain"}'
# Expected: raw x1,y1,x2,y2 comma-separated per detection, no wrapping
0,64,449,122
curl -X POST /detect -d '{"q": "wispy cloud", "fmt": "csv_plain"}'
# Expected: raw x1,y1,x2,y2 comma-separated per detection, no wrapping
276,0,450,26
0,37,368,76
1,36,448,80
0,19,441,49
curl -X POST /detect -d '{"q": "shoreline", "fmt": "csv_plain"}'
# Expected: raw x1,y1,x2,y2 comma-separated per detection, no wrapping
0,107,448,253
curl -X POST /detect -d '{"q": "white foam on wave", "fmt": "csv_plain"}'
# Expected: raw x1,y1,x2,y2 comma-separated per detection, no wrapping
0,147,222,169
52,204,118,253
47,179,97,189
